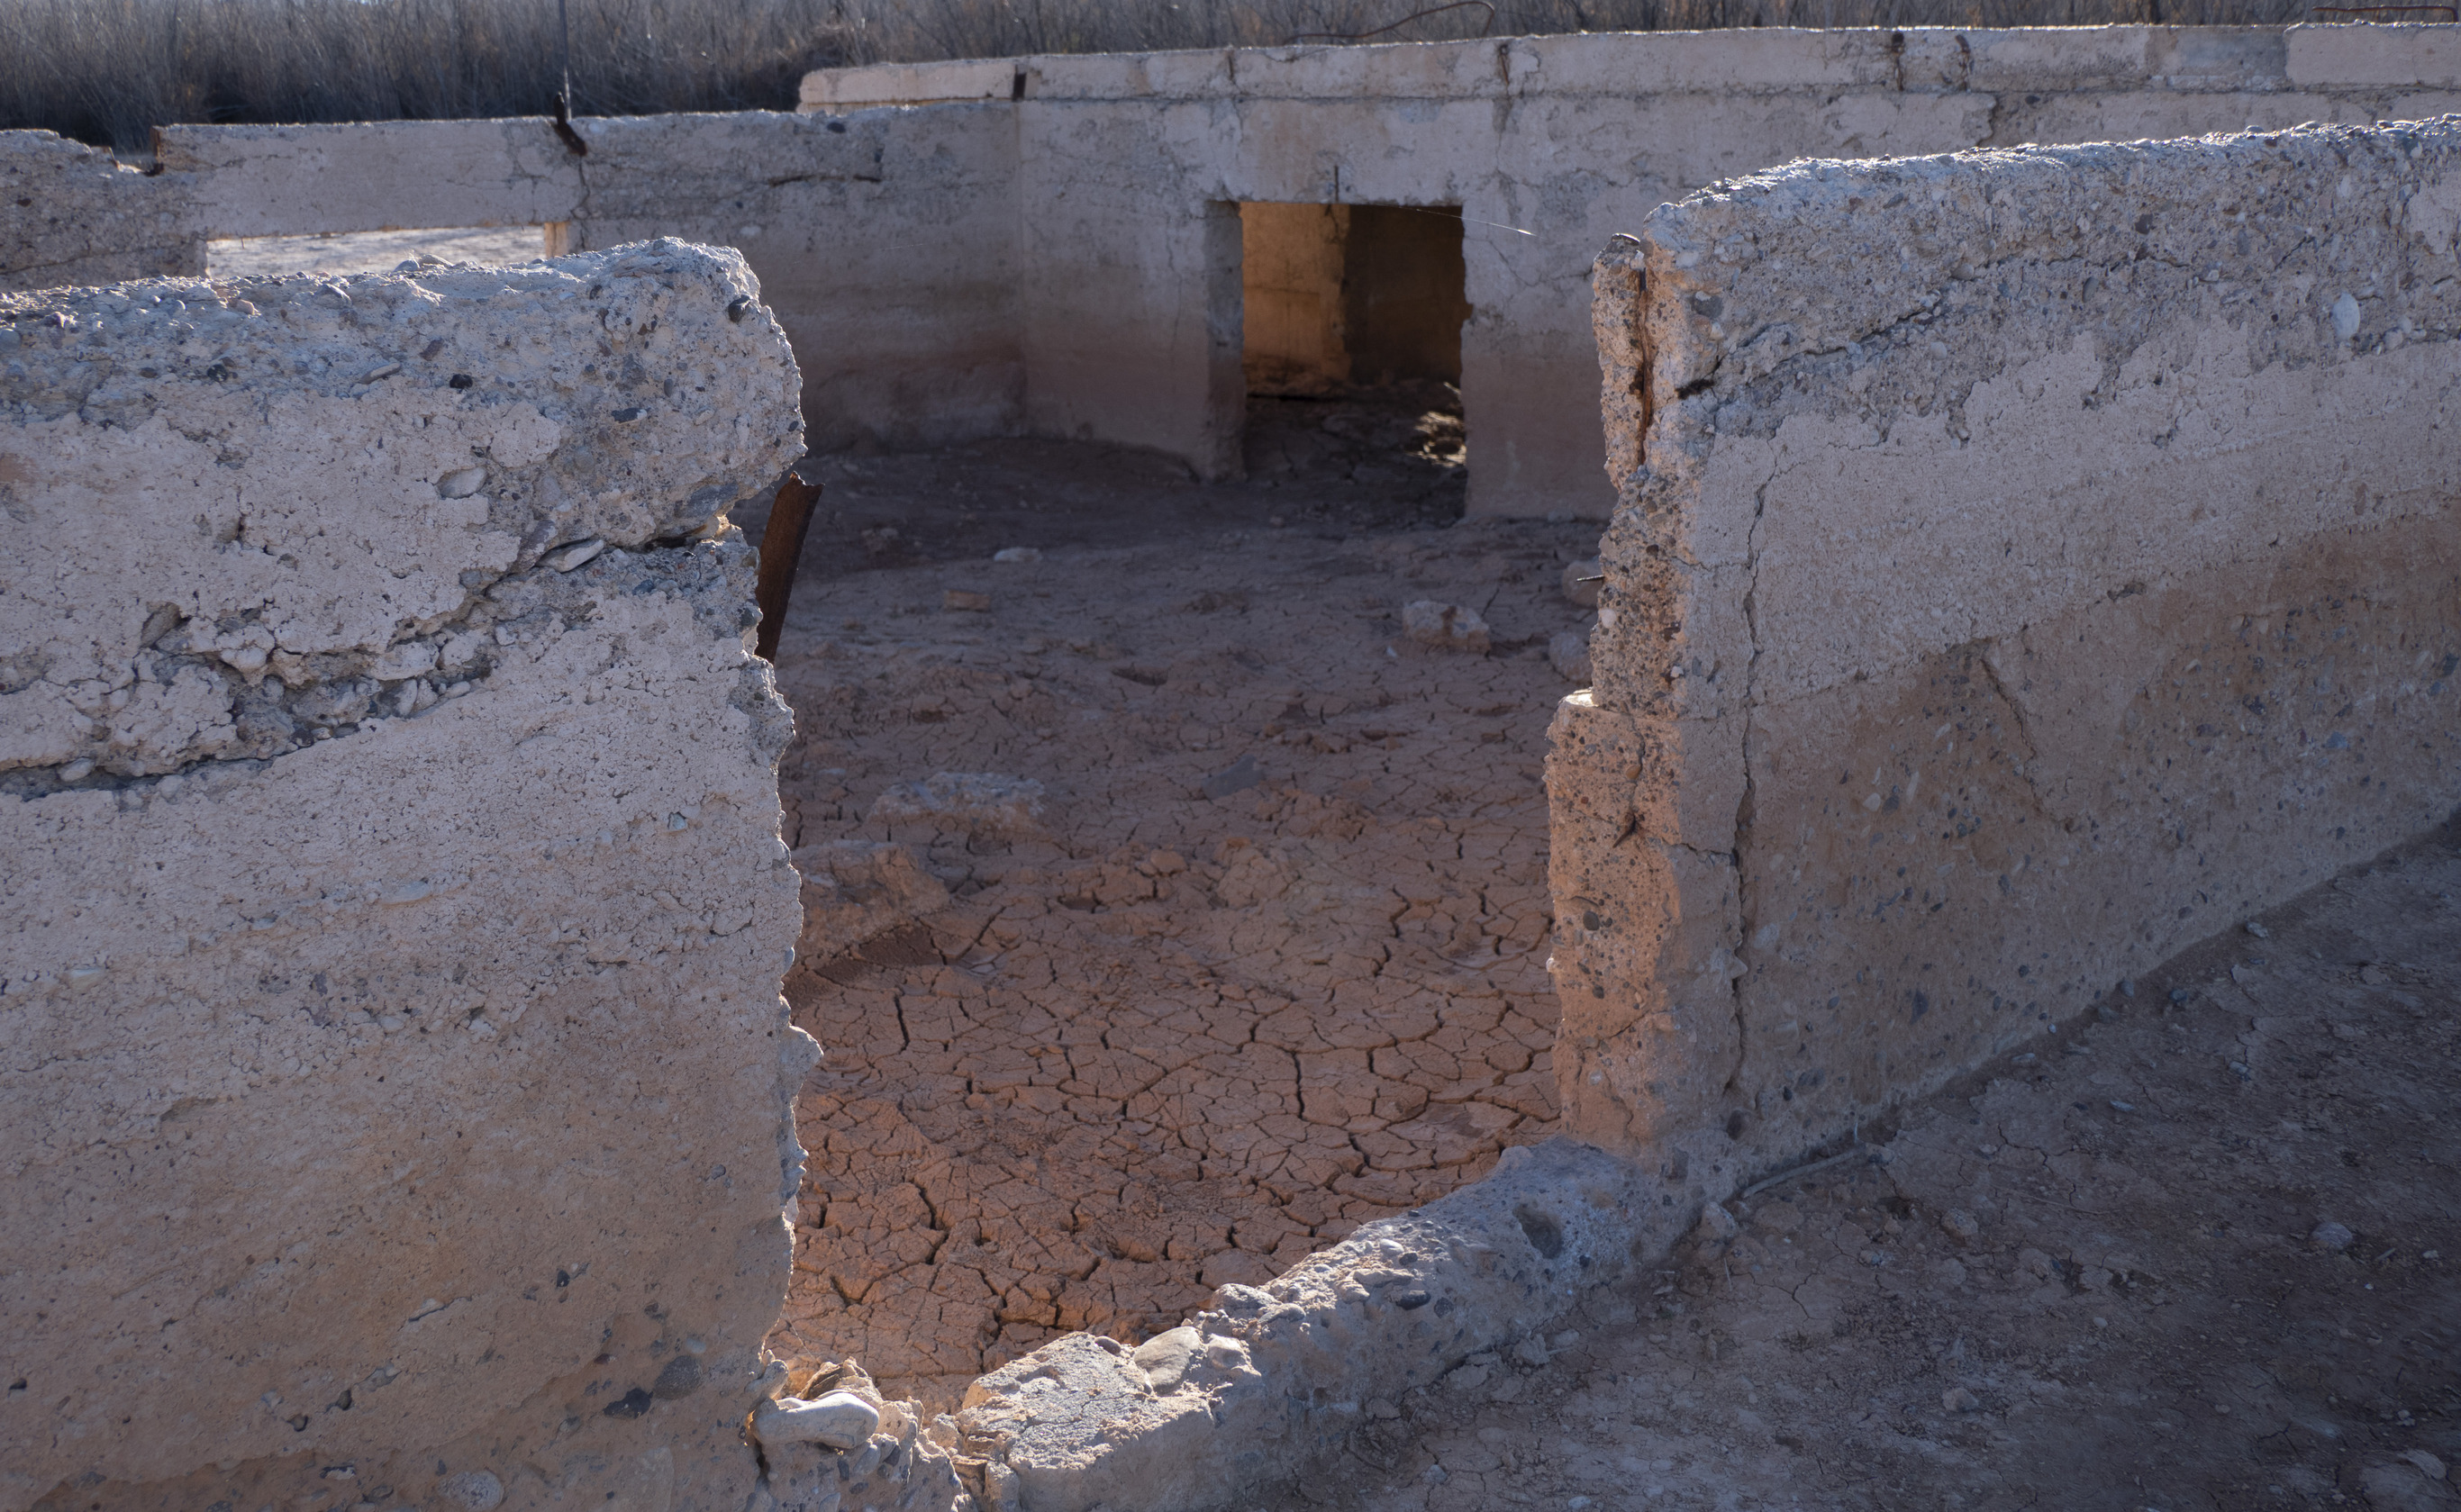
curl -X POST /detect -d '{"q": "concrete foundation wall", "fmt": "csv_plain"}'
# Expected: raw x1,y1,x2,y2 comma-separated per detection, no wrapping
548,111,1024,453
12,28,2461,510
0,131,201,294
0,244,813,1512
1547,120,2461,1200
804,23,2461,514
152,119,585,238
140,110,1026,455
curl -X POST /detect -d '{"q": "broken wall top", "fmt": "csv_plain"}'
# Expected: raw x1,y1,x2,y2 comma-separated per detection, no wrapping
0,129,200,293
0,239,800,779
1590,114,2461,720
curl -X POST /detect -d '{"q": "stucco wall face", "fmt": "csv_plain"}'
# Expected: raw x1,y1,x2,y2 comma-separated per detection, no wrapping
0,131,200,294
1547,121,2461,1200
801,24,2461,517
0,244,813,1512
549,110,1025,454
151,118,585,239
14,29,2461,512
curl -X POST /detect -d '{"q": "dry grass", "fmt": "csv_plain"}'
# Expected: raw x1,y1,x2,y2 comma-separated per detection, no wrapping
7,0,2315,154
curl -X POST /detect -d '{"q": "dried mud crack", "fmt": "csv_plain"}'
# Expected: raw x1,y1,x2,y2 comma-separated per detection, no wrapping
761,417,1599,1411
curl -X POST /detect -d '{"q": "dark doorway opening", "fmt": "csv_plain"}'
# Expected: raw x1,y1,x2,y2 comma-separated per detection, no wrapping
1238,202,1470,508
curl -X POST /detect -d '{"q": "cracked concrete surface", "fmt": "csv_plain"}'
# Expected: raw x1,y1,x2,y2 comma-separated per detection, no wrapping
1257,826,2461,1511
753,413,1600,1410
3,243,812,1512
1555,119,2461,1200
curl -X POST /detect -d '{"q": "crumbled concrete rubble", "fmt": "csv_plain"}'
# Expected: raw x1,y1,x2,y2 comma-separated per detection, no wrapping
746,1360,975,1512
0,129,200,294
1557,119,2461,1194
952,1140,1687,1512
2,242,809,1512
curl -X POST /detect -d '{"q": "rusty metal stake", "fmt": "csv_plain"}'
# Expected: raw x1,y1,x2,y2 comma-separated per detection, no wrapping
754,470,823,664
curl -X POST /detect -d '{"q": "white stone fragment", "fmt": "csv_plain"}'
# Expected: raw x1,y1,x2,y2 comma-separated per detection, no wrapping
545,538,606,572
1131,1326,1203,1392
871,773,1047,835
754,1390,881,1450
1548,629,1592,685
1402,600,1490,654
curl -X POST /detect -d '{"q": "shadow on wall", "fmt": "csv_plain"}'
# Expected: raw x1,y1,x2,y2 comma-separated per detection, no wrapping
1239,201,1472,398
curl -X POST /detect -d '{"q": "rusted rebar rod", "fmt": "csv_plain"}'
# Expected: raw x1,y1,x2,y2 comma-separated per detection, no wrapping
754,468,822,663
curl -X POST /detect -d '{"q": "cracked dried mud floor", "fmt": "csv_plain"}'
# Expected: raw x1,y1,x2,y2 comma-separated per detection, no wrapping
1255,828,2461,1512
760,405,1596,1409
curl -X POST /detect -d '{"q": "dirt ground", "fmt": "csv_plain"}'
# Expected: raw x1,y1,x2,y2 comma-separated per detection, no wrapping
208,224,544,279
758,388,1599,1410
1249,830,2461,1512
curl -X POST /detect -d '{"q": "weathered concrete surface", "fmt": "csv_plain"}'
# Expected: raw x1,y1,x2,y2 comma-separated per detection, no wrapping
953,1138,1685,1512
0,131,199,294
549,111,1023,455
18,112,1014,451
208,224,547,281
152,119,585,239
1549,121,2461,1203
0,242,812,1512
806,23,2461,517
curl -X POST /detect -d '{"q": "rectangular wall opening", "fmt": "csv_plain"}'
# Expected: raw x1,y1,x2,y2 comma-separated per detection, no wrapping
1238,201,1471,502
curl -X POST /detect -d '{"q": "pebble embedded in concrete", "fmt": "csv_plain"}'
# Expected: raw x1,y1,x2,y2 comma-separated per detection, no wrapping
755,1390,883,1451
1132,1326,1203,1392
